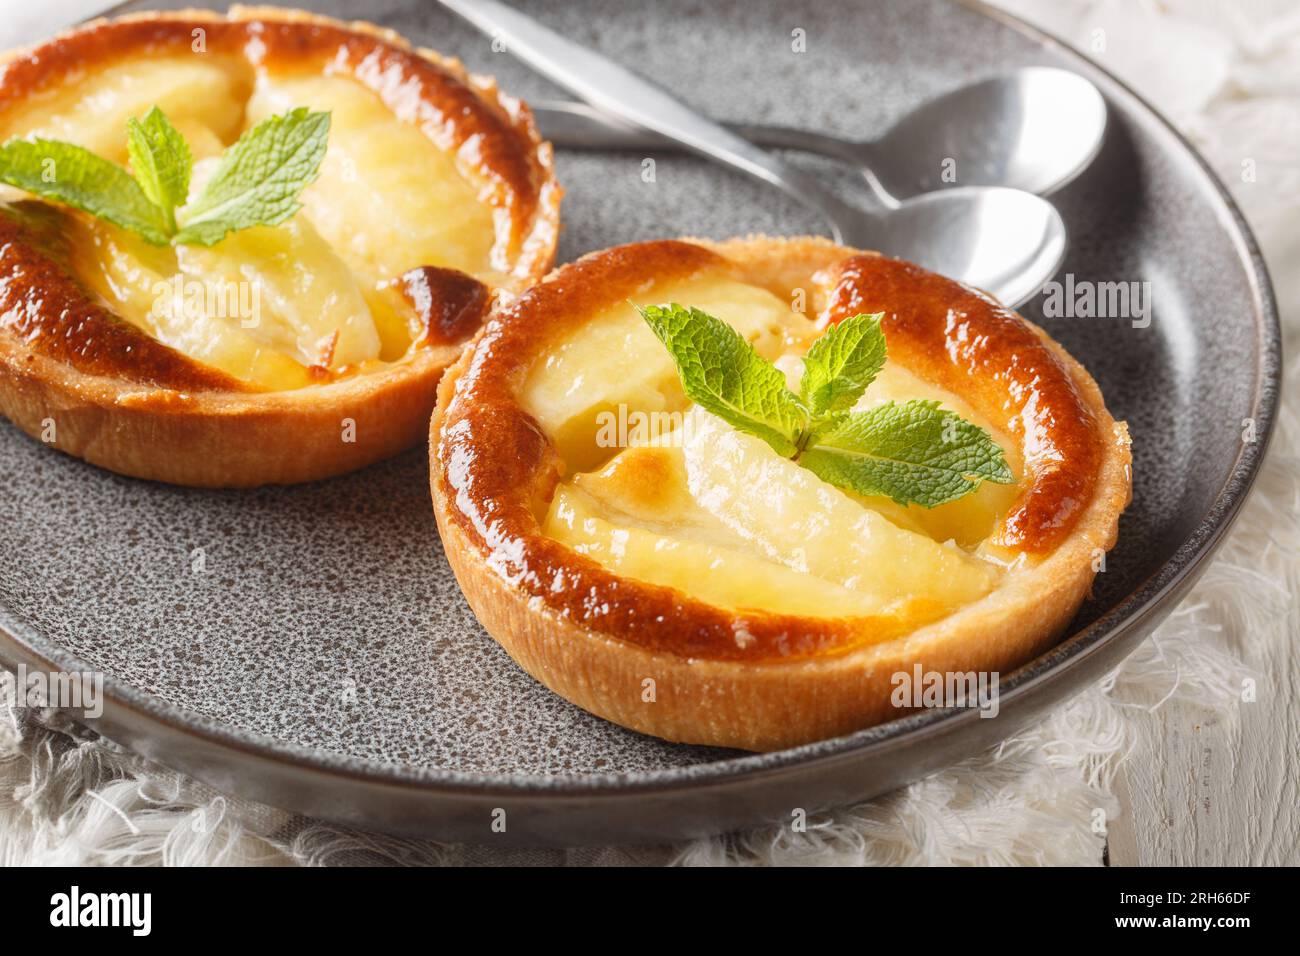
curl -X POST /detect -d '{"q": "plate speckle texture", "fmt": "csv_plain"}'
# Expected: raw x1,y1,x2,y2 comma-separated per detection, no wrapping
0,0,1273,787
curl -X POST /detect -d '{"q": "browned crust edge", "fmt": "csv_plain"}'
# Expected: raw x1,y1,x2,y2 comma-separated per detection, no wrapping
0,6,562,487
429,235,1132,749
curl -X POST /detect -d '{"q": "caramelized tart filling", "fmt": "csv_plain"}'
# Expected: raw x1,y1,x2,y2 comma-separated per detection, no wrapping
436,241,1110,661
0,17,549,391
519,268,1027,627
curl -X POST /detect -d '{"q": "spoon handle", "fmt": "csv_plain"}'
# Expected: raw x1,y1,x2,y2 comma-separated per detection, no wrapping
436,0,867,240
533,100,867,165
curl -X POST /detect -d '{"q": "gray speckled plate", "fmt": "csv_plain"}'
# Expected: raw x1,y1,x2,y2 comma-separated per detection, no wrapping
0,0,1279,844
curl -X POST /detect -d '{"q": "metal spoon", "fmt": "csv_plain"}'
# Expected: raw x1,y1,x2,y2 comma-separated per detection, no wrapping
532,67,1107,201
438,0,1066,306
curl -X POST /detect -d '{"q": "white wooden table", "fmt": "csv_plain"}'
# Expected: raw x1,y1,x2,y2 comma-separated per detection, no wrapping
1108,578,1299,866
992,0,1300,868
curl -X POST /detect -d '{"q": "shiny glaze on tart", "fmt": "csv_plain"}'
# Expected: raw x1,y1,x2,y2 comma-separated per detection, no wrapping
431,237,1131,748
0,7,561,485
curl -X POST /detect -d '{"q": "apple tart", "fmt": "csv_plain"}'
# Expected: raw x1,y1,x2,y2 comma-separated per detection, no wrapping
430,236,1132,750
0,7,560,485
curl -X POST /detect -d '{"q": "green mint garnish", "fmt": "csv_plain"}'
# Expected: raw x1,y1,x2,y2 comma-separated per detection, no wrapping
175,107,330,246
0,138,171,243
641,303,806,457
0,105,330,247
125,106,192,234
638,303,1015,508
798,311,887,415
799,400,1015,508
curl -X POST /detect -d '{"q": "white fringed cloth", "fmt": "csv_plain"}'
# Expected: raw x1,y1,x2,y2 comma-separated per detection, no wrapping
2,0,1297,865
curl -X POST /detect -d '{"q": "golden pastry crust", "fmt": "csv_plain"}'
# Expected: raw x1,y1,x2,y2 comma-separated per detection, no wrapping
430,236,1132,750
0,6,561,486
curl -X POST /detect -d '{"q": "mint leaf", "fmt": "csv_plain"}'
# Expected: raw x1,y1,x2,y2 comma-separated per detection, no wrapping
637,303,1016,508
799,400,1014,508
175,108,329,246
639,303,806,456
0,138,170,244
0,106,331,248
126,106,192,231
799,312,886,416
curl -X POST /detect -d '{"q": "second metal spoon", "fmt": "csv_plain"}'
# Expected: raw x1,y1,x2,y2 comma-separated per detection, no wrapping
532,67,1107,202
440,0,1067,307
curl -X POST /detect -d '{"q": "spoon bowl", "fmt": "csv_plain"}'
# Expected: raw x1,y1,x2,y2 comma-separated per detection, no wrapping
850,187,1067,306
863,67,1108,201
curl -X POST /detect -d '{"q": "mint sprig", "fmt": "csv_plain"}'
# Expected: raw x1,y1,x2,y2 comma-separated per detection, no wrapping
638,303,1014,508
801,400,1014,508
0,138,171,243
175,107,330,246
0,105,329,247
641,304,806,457
125,107,192,233
799,311,887,416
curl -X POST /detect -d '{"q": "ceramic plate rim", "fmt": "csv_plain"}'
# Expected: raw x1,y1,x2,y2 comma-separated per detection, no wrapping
0,0,1282,800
